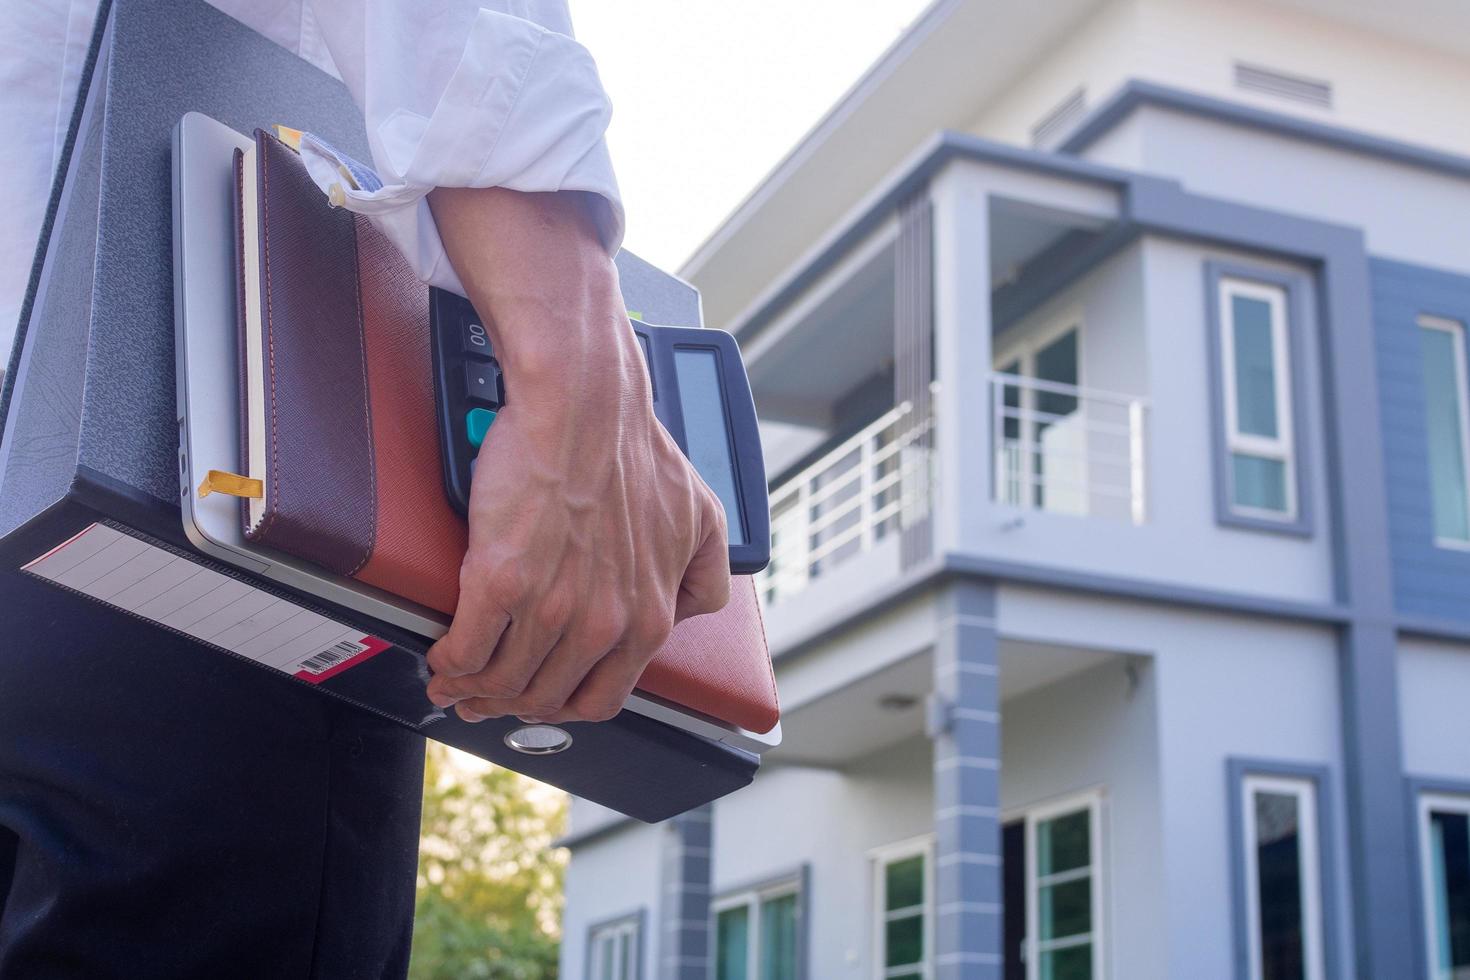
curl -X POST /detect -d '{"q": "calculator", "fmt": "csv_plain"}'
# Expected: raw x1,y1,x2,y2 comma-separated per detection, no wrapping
428,289,771,575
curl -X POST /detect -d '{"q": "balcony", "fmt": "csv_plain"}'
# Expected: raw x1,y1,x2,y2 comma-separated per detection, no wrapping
991,373,1148,524
758,404,933,606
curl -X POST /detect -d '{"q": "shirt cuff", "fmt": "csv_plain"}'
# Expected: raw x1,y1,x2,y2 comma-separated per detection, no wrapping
297,7,623,296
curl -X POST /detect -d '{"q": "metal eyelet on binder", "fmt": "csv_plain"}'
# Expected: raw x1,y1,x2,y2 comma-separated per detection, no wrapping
504,724,573,755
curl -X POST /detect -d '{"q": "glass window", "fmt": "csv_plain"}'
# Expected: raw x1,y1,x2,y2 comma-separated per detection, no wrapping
589,915,640,980
1418,317,1470,545
1241,775,1325,980
1028,797,1100,980
1418,794,1470,979
1219,279,1297,519
714,881,800,980
875,843,931,980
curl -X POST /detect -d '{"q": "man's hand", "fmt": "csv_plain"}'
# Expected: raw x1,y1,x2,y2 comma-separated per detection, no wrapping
423,187,730,724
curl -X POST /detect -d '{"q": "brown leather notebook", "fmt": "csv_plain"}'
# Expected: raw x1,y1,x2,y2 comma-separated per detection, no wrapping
233,129,779,735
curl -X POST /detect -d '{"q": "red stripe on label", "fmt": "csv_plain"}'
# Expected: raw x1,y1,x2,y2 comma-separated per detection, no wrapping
22,524,99,570
293,635,392,684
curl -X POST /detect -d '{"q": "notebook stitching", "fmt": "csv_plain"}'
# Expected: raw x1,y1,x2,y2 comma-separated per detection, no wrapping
343,217,377,577
258,138,282,543
749,579,780,720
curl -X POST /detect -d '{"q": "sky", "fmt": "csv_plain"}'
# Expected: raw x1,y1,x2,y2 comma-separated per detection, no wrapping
568,1,934,273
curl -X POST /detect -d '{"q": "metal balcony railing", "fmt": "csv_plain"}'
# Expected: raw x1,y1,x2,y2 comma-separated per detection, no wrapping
758,403,933,606
990,372,1148,524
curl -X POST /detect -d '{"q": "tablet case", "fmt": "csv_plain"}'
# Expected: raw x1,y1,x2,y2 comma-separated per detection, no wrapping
234,129,780,735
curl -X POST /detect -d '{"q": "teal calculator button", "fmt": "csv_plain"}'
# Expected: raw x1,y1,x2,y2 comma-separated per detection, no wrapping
465,407,497,449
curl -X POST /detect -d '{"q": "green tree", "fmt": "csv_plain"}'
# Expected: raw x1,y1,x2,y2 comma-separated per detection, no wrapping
409,743,567,980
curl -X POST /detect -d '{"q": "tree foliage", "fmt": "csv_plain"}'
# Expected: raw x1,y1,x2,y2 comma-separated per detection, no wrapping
409,744,567,980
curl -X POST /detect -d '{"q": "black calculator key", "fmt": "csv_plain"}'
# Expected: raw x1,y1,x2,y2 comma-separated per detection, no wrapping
462,320,494,358
465,359,503,406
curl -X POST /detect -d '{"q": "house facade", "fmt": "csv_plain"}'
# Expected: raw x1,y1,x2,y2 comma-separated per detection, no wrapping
559,1,1470,978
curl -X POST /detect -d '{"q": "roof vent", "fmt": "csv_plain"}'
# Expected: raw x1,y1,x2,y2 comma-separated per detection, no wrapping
1031,87,1087,149
1234,62,1333,109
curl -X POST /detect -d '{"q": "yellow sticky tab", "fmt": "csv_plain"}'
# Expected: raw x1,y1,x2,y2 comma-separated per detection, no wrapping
198,470,263,500
273,125,304,152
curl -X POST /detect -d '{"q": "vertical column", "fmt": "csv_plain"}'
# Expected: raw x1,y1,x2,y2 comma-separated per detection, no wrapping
659,805,713,980
930,579,1003,980
895,191,935,569
929,163,995,554
1315,249,1416,975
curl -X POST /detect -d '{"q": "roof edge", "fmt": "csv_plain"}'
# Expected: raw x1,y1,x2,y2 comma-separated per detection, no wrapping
1060,79,1470,181
678,0,963,280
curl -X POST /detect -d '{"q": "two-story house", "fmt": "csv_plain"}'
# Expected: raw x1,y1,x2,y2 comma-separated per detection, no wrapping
558,1,1470,977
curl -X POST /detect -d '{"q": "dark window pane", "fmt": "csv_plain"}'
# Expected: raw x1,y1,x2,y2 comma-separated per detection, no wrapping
717,906,750,980
1004,821,1027,980
1231,293,1280,439
1034,330,1080,418
1039,878,1092,941
1038,810,1090,876
1001,359,1022,443
1254,790,1305,980
1430,810,1470,971
760,893,798,980
885,913,924,967
1232,453,1289,513
1039,943,1093,980
886,855,925,910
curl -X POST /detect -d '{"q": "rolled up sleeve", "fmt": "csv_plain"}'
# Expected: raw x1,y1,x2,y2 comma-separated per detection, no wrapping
304,0,622,294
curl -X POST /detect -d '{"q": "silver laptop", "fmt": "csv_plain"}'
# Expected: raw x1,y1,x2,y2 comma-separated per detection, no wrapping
171,112,778,754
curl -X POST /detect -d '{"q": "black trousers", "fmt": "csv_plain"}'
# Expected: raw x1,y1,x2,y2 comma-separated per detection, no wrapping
0,571,425,979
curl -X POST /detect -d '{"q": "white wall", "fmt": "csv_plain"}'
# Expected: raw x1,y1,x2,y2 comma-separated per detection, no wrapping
559,820,665,980
712,738,934,979
1083,105,1470,278
970,0,1470,160
1002,655,1167,980
999,584,1350,979
1399,636,1470,780
955,234,1337,605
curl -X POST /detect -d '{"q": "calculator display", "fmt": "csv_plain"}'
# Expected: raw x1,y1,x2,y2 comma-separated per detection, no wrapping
673,348,746,546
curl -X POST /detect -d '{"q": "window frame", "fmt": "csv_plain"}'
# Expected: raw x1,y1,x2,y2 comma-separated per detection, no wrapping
1204,262,1315,536
1020,789,1106,980
870,835,936,980
586,909,644,980
1227,760,1339,980
1416,315,1470,550
1415,789,1470,979
992,311,1085,515
1219,276,1298,520
711,868,807,980
1240,774,1325,980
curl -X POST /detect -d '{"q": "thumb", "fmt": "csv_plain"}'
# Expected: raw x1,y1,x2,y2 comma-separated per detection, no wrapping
675,496,731,622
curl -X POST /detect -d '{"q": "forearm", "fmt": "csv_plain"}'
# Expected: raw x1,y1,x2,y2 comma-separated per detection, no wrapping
422,186,730,722
427,187,645,435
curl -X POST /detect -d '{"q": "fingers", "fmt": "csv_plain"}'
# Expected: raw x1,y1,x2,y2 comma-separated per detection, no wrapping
429,613,559,709
425,589,511,682
675,494,731,623
450,598,671,723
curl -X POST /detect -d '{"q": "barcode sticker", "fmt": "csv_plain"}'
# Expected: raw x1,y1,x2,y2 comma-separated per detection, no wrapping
23,523,390,684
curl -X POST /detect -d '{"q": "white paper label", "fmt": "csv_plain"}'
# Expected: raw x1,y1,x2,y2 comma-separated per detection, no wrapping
23,523,389,682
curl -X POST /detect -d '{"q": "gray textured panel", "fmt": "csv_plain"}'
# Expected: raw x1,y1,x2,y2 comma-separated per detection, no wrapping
1371,257,1470,623
78,0,371,506
617,250,702,328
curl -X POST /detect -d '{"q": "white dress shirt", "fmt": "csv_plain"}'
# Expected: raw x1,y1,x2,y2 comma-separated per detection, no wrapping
0,0,623,355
